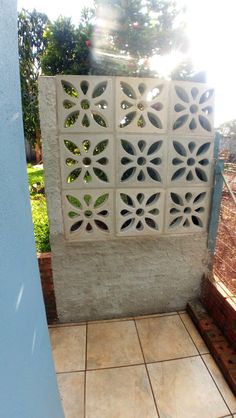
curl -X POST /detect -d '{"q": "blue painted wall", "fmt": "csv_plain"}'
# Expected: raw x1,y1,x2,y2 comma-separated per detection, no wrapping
0,1,64,417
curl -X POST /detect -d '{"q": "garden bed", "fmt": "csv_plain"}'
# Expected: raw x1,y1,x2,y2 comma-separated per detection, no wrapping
28,164,57,323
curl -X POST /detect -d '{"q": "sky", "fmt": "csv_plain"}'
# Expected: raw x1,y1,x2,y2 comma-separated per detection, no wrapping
17,0,236,126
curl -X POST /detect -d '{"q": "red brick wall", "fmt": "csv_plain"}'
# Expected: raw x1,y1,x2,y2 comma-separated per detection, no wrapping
37,252,58,324
201,276,236,349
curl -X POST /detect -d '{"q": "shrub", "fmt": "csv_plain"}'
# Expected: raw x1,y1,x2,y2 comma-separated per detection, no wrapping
27,165,50,253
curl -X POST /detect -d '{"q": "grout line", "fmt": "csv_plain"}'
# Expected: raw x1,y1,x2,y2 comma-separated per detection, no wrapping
86,362,145,372
146,354,201,365
86,317,134,325
49,322,86,328
56,369,85,375
134,319,160,418
179,313,232,415
49,312,180,329
84,323,88,418
178,312,202,355
201,354,232,415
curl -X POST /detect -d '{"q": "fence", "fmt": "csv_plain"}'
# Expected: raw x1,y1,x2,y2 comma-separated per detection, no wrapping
213,142,236,293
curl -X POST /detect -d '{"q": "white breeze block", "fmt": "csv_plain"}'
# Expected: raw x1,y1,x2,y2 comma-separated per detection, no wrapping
40,76,215,242
57,75,113,133
59,134,114,189
170,81,215,136
116,188,165,236
62,189,114,240
116,77,168,133
165,187,211,234
167,136,214,186
117,134,167,187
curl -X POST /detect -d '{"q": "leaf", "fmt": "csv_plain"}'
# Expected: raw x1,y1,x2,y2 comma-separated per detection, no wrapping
64,111,79,128
92,112,107,127
199,89,214,104
93,167,108,182
67,168,81,183
170,192,184,206
94,220,109,231
93,140,108,155
92,81,107,98
70,220,83,232
198,115,212,132
120,193,134,207
147,141,162,155
173,114,188,130
196,142,211,156
147,112,162,128
61,80,79,98
94,193,109,208
146,193,160,205
175,86,189,103
121,139,135,155
66,195,82,209
120,82,136,99
173,141,187,157
147,167,161,181
64,140,81,155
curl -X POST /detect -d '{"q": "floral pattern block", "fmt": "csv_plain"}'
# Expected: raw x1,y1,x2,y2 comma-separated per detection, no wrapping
118,135,166,186
165,188,210,233
171,82,214,135
117,189,164,235
57,76,113,132
62,190,113,240
168,138,213,185
60,134,114,188
116,77,168,133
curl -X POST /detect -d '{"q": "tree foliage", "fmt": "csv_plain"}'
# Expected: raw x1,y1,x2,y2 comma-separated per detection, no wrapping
18,9,49,147
91,0,189,76
41,9,94,75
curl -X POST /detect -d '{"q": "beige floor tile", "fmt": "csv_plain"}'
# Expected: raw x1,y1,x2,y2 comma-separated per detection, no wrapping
180,312,209,354
87,320,143,369
202,354,236,413
86,365,158,418
148,357,230,418
57,372,84,418
136,315,198,362
50,325,86,372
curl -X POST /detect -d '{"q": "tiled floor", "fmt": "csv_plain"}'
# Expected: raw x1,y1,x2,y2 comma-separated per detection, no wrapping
49,312,236,418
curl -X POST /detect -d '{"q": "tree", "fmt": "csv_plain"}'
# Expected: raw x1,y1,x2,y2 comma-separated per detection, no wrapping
18,9,49,157
41,9,94,76
91,0,189,77
41,1,194,79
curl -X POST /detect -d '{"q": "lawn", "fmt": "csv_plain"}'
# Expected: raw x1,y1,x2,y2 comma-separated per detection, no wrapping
27,164,50,253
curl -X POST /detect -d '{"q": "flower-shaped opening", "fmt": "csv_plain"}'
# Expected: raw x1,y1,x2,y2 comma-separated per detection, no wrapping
66,193,110,234
120,139,163,183
169,191,206,229
119,192,160,232
171,140,211,182
173,85,214,132
61,80,109,129
64,138,110,184
119,81,164,130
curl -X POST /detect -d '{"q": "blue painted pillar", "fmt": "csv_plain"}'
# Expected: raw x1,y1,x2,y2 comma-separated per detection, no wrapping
0,1,64,417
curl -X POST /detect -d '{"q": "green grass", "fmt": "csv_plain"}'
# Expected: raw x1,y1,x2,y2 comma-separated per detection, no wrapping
27,164,44,188
27,164,50,253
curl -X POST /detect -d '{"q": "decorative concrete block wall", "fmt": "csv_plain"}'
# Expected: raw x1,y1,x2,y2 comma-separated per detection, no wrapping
39,76,215,322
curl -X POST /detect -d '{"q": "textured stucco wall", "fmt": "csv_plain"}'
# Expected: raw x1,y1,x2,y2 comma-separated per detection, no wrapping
52,234,209,322
39,76,211,323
